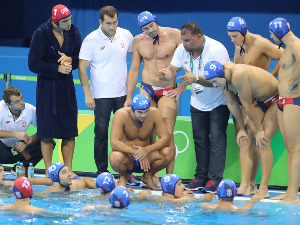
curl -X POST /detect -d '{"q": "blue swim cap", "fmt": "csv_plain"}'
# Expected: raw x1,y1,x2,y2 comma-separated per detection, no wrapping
138,11,158,29
131,94,150,112
216,179,237,198
204,61,225,80
109,186,131,208
96,172,116,194
48,162,66,182
269,17,290,40
161,174,181,195
227,17,247,36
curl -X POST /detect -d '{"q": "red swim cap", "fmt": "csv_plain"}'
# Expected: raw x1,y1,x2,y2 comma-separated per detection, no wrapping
12,177,33,199
52,4,71,25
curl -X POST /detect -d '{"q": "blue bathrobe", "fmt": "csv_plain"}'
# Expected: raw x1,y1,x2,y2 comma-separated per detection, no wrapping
28,19,81,139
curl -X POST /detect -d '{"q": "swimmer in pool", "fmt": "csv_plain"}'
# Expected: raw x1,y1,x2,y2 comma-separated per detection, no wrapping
0,164,13,190
90,172,150,198
83,186,165,213
0,177,51,214
141,174,205,202
109,94,174,190
201,179,256,210
33,162,96,195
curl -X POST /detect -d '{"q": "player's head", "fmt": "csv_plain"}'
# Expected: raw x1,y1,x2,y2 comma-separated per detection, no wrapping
95,172,116,194
227,17,247,54
216,179,237,200
269,18,290,47
161,174,185,198
109,186,131,208
138,11,158,38
12,177,33,199
48,162,72,190
204,61,227,89
131,94,150,122
52,4,71,30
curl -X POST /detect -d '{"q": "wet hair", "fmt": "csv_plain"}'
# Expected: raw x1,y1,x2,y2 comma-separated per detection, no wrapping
100,6,118,21
2,86,21,104
181,22,203,36
220,197,234,202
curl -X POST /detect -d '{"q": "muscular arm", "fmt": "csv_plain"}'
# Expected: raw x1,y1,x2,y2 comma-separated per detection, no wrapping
144,109,170,152
260,40,283,77
237,84,263,132
0,130,29,142
125,38,143,104
222,90,245,131
110,110,137,155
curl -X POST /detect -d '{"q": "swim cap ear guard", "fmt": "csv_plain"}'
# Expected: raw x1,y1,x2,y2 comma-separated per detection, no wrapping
216,179,237,198
12,177,33,199
95,172,116,193
161,174,181,195
109,186,131,208
204,61,225,80
52,4,71,25
131,94,150,112
269,17,290,48
138,11,158,29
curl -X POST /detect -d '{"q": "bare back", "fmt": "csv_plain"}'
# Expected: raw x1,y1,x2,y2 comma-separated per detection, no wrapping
136,27,181,87
225,62,278,101
278,38,300,97
234,33,281,71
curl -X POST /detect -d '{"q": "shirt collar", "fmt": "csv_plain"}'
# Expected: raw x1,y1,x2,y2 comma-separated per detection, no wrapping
98,26,120,41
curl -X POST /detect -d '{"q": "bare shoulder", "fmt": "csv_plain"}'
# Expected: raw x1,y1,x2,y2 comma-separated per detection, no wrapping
254,34,276,48
114,107,131,118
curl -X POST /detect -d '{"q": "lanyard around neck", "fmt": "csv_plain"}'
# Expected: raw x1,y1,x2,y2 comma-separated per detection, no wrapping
190,36,206,74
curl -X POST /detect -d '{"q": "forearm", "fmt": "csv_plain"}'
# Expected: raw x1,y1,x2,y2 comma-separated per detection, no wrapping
270,62,280,78
78,69,92,96
243,104,263,131
145,136,169,153
196,75,214,87
29,134,38,143
126,70,139,99
111,140,136,155
227,103,245,130
0,130,19,139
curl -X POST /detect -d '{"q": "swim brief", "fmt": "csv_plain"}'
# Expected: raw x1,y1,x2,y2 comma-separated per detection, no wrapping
256,94,279,113
140,81,175,103
131,155,142,173
277,96,300,111
234,93,256,106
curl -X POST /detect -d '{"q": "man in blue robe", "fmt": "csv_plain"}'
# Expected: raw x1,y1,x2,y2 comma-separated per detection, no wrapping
28,4,81,178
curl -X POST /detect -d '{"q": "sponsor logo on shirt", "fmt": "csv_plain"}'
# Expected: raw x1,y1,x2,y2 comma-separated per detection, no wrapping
100,46,106,51
121,42,125,48
184,61,188,64
22,122,26,127
6,121,10,124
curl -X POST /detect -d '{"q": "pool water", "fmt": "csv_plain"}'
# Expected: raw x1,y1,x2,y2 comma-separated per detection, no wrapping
1,184,300,225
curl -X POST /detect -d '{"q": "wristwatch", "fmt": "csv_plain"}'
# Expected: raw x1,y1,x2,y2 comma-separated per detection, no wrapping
195,75,199,83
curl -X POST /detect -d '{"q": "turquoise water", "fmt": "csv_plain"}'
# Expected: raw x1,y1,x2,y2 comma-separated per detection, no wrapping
1,185,300,225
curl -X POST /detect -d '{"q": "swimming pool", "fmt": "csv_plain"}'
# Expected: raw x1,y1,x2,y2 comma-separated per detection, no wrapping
1,182,300,225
